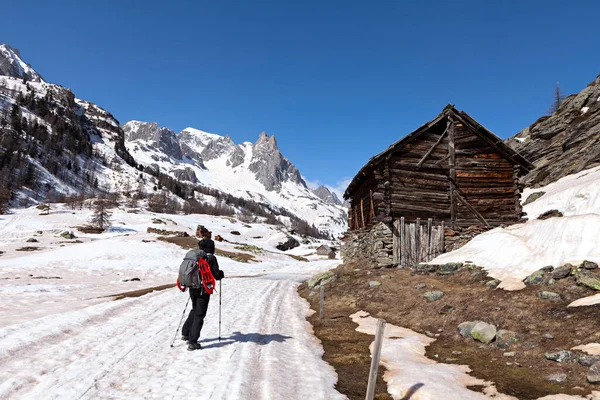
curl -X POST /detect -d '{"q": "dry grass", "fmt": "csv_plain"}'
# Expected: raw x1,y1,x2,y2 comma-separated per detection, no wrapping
286,254,309,262
76,225,104,234
157,236,259,263
15,246,42,252
299,262,600,399
108,284,175,300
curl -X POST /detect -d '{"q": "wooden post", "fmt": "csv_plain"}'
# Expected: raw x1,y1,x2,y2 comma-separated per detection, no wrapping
400,217,405,268
415,218,421,264
361,198,365,228
448,120,456,227
427,218,433,261
365,319,386,400
441,221,445,253
354,207,359,230
370,189,375,224
392,219,398,264
319,286,325,319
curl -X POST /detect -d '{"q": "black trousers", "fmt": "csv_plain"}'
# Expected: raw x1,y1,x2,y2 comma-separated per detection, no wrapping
182,288,211,344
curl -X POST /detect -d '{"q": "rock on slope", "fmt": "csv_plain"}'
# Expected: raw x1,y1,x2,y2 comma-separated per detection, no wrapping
507,74,600,188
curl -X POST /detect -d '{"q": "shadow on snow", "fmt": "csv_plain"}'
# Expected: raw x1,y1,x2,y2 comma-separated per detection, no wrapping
200,331,292,349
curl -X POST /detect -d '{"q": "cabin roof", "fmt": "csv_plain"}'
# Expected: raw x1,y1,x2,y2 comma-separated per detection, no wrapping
343,104,534,200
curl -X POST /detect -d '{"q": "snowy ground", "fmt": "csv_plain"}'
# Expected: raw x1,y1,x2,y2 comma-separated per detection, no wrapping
0,204,344,399
430,166,600,292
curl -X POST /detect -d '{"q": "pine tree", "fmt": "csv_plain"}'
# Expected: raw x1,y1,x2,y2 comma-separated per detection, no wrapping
89,199,112,231
548,82,566,115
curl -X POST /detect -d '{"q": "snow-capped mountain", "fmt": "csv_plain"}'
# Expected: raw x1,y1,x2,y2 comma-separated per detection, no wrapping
122,121,348,236
0,43,347,237
0,44,44,83
311,186,342,206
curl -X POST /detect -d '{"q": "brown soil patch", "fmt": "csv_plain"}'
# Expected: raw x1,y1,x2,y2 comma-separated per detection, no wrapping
76,225,104,234
16,246,42,251
108,283,175,300
157,236,258,263
285,254,309,262
299,262,600,399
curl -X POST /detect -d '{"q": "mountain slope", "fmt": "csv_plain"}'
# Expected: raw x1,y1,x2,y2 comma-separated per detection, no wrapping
122,121,348,236
506,74,600,188
0,44,44,83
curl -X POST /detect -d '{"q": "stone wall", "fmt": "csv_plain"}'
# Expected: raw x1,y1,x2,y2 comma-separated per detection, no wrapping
341,222,394,268
341,222,495,268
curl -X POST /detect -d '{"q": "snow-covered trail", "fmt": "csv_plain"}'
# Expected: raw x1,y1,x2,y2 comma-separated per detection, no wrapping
0,274,344,400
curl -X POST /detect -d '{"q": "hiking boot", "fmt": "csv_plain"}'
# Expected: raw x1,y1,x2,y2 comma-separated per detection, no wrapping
181,335,189,342
187,342,202,351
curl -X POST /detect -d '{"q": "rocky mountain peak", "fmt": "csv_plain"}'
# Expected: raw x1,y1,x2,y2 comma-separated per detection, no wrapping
312,186,342,206
122,121,182,160
249,131,305,191
254,131,278,150
0,44,44,82
507,73,600,188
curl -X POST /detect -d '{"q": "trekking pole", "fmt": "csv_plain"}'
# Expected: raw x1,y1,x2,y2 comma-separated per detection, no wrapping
170,297,191,348
219,280,222,342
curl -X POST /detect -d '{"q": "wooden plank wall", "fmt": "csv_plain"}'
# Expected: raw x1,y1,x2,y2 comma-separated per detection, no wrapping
453,124,520,225
388,122,451,223
393,217,445,267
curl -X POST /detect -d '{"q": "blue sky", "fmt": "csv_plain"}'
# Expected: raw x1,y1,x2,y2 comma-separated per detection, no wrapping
2,0,600,197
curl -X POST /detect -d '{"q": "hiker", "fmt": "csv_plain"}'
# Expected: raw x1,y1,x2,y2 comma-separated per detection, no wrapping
181,238,224,351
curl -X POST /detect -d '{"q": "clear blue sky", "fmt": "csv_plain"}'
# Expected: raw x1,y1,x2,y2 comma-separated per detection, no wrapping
2,0,600,196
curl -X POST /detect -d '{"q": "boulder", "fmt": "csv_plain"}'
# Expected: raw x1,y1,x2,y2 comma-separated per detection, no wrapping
413,283,426,289
581,260,599,270
537,210,564,220
26,238,38,243
523,191,546,205
60,231,76,239
537,291,561,300
424,290,444,302
230,230,241,236
545,350,574,363
307,271,336,289
214,235,224,242
486,279,500,288
574,270,600,291
471,322,497,344
524,269,546,285
579,355,600,367
552,264,573,279
458,321,481,338
496,329,520,349
276,236,300,251
587,362,600,384
437,263,462,275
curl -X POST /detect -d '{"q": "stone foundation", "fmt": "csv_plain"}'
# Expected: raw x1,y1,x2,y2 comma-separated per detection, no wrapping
342,222,495,268
341,222,394,268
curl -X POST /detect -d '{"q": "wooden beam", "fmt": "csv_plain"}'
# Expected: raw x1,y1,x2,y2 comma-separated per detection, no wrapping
448,120,456,226
369,189,375,222
453,189,490,226
361,198,365,228
417,120,450,168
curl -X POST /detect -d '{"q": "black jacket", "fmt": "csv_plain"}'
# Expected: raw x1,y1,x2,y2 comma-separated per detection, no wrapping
205,252,224,280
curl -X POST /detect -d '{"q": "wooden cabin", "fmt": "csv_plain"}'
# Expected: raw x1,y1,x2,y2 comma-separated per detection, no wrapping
316,245,336,259
344,105,533,230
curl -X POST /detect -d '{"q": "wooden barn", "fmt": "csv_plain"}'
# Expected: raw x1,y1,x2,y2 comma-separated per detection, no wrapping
342,105,533,267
